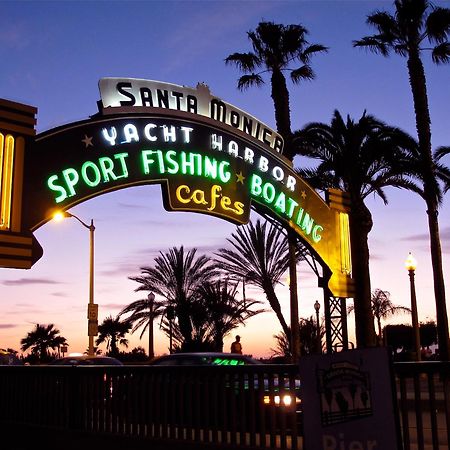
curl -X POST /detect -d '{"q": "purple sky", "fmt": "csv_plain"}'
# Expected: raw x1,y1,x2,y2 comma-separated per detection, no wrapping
0,0,449,358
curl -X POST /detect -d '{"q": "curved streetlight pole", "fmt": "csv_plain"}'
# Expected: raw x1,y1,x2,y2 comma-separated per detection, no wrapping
405,252,421,362
55,211,97,356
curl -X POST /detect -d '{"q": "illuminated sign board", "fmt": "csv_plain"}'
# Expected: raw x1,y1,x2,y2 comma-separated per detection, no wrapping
99,78,284,154
16,78,353,297
25,116,328,249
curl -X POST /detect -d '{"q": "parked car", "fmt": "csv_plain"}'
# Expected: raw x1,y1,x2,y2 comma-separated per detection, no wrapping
148,352,301,415
50,355,123,366
148,352,261,366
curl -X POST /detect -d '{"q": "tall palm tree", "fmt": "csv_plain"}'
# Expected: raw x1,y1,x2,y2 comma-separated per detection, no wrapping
225,21,327,158
226,21,327,360
348,289,411,344
129,246,217,348
96,315,131,356
354,0,450,359
119,293,165,359
194,279,265,352
215,219,300,340
293,110,418,348
20,323,68,362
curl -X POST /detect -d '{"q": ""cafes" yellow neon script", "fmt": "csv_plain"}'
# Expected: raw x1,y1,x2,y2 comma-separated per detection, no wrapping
175,184,244,217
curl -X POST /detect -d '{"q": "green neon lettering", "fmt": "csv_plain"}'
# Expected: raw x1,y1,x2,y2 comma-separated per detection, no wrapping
286,198,298,218
250,174,263,196
113,153,129,178
81,161,101,187
155,150,165,173
47,175,68,203
141,150,165,175
274,192,286,214
296,208,304,226
218,161,231,183
262,182,276,203
301,212,314,235
312,225,323,243
98,157,117,182
165,150,179,174
141,150,155,175
62,168,79,197
180,152,201,176
204,156,218,179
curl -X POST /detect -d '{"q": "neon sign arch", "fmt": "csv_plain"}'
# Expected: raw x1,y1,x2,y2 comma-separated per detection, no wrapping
12,78,353,297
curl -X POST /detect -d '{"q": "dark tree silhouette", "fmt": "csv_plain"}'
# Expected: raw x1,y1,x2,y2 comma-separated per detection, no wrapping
354,0,450,359
294,110,418,347
96,315,131,356
20,323,68,362
225,21,328,159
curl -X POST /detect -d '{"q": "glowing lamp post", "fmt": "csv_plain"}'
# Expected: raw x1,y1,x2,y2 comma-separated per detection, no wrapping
54,211,97,356
405,252,421,362
314,300,321,354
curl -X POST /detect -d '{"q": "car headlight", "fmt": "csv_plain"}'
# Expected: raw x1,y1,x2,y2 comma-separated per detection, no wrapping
263,394,294,407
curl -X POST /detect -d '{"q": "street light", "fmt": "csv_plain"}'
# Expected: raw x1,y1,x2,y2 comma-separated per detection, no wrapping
314,300,321,354
54,211,97,356
405,252,421,362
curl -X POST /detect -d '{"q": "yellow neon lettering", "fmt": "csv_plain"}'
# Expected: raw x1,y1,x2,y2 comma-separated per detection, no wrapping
175,185,191,203
207,185,222,211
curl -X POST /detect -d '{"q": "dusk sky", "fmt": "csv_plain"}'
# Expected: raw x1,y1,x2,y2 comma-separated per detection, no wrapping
0,0,449,358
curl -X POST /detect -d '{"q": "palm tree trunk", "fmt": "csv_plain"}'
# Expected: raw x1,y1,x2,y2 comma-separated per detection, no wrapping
265,282,291,341
270,69,298,356
176,299,194,347
407,50,450,361
111,337,118,356
148,312,154,360
376,316,382,346
349,199,377,347
271,69,293,158
288,232,300,362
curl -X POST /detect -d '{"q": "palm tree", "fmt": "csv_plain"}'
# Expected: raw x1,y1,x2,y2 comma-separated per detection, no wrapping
354,0,450,359
271,316,324,359
96,315,131,356
194,279,265,352
129,246,217,349
348,289,411,344
226,21,327,360
215,219,300,340
225,21,327,158
293,110,418,348
20,323,68,362
119,293,165,359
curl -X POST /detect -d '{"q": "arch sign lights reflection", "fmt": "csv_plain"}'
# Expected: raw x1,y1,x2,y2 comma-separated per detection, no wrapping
7,78,353,297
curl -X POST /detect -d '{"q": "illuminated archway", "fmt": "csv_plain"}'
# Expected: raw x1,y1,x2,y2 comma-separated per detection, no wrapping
0,79,354,350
